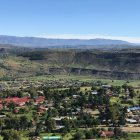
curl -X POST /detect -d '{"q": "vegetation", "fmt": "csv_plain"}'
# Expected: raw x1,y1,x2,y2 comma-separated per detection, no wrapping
1,47,140,80
0,80,140,139
0,47,140,139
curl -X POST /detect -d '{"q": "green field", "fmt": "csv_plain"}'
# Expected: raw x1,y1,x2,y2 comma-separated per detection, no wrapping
18,74,140,87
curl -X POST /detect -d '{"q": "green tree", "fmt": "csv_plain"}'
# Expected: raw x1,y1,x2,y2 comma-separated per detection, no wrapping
62,118,72,132
85,130,93,139
29,87,37,99
17,91,23,98
45,118,56,132
73,131,83,140
7,101,16,111
1,129,21,140
20,116,29,130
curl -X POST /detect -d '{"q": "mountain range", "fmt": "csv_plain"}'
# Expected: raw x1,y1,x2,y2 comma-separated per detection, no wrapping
0,35,134,49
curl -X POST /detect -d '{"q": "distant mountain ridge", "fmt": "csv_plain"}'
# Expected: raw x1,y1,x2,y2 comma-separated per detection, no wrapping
0,35,133,48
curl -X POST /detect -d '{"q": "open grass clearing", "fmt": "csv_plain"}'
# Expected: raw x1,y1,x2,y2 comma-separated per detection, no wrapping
18,74,140,87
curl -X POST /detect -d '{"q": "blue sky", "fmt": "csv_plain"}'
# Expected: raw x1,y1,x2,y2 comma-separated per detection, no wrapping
0,0,140,42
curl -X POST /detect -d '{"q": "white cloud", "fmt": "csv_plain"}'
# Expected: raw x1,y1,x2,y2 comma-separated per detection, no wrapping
38,34,140,43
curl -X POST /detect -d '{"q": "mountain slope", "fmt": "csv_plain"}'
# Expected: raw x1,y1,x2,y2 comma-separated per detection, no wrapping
18,49,140,80
0,47,140,80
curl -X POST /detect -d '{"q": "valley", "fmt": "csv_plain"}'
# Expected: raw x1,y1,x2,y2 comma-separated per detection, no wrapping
1,45,140,140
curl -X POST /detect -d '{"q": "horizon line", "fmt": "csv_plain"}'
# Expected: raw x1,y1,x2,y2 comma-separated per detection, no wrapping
0,34,140,44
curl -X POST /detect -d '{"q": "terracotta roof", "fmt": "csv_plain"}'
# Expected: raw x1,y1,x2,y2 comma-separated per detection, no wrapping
101,131,114,137
0,96,45,107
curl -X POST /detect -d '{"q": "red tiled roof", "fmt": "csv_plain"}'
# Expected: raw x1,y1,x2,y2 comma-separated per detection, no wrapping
0,96,45,108
101,131,114,137
0,97,29,105
35,96,45,103
0,104,3,108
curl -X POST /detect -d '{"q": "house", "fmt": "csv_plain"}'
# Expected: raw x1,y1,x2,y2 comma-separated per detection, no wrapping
102,85,111,89
0,104,3,109
0,97,29,106
0,113,6,118
126,88,130,97
30,136,41,140
100,131,114,137
0,96,45,107
13,109,19,114
35,96,45,104
37,106,48,115
126,118,137,124
43,136,61,140
127,106,140,112
91,91,98,95
53,125,65,133
72,95,80,99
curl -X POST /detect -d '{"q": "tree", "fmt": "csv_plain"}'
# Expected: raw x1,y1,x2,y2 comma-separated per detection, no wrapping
29,87,37,99
104,104,123,126
91,86,98,91
129,89,136,98
85,130,93,139
45,118,56,132
2,101,7,109
118,115,126,125
1,129,21,140
7,101,16,111
0,119,4,132
91,128,100,138
73,131,83,140
35,123,43,136
62,118,72,132
17,91,23,98
113,127,128,139
122,84,128,92
20,116,29,130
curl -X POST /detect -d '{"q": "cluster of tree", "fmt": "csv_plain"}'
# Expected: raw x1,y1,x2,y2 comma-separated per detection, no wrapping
0,115,32,131
0,89,26,99
1,129,21,140
73,127,128,140
99,103,127,126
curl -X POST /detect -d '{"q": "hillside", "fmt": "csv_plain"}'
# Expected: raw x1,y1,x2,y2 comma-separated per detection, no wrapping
1,47,139,80
0,44,140,80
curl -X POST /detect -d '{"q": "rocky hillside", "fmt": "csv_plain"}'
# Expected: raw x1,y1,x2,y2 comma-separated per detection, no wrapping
19,49,140,80
0,44,140,80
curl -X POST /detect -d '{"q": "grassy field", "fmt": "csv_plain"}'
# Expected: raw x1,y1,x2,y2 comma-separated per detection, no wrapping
18,74,140,87
0,136,29,140
127,133,140,140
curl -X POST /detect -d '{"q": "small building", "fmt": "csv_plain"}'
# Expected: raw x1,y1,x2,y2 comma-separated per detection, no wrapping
102,85,111,89
72,95,80,99
43,136,61,140
100,131,114,137
126,118,137,124
91,91,98,95
126,88,130,97
127,106,140,112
